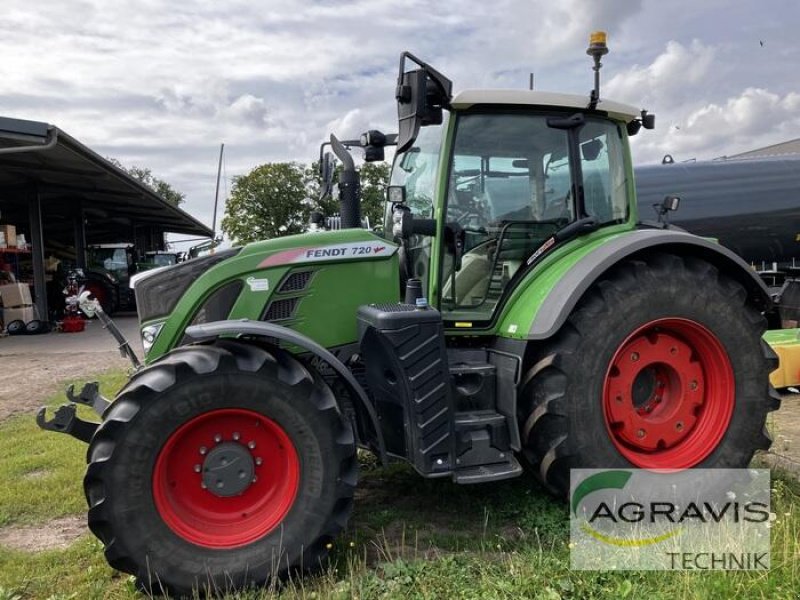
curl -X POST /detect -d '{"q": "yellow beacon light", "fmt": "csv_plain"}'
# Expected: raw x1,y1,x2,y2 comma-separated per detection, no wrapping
586,31,609,108
589,31,608,48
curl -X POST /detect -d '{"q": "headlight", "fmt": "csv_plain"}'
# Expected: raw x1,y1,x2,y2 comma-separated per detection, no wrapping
141,323,164,354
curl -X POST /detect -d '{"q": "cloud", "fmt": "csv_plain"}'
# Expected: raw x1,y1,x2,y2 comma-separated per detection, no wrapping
0,0,797,247
605,40,716,107
633,87,800,163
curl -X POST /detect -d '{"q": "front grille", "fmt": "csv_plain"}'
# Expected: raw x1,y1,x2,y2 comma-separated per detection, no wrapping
264,297,299,321
278,271,312,293
135,249,240,322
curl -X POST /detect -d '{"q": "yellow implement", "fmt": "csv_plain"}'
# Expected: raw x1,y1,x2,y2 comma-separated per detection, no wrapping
765,328,800,388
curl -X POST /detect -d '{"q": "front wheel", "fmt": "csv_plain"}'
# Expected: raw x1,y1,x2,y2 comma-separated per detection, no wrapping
519,253,780,497
85,341,357,596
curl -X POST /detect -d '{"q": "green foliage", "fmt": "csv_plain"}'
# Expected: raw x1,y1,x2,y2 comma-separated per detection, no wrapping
359,162,391,229
221,162,309,245
106,157,185,206
307,160,390,230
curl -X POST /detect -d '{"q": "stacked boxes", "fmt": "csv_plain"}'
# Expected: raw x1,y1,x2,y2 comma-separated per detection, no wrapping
0,283,35,323
0,224,16,248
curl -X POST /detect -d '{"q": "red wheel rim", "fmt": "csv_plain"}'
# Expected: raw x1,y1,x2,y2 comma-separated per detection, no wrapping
602,318,734,469
152,408,300,548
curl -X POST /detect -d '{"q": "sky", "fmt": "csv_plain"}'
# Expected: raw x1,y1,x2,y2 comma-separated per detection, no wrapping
1,0,798,247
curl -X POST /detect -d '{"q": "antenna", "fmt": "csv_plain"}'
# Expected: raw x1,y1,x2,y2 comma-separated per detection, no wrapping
211,142,224,249
586,31,608,110
529,72,534,90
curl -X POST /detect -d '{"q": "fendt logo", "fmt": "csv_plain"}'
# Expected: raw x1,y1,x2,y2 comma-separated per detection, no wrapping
569,469,771,570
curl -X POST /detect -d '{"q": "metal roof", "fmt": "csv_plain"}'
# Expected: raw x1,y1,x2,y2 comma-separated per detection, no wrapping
724,137,800,161
449,89,641,122
0,115,212,240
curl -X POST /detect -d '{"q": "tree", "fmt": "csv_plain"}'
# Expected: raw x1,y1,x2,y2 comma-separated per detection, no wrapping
359,162,391,229
107,158,185,207
305,160,390,229
221,162,309,244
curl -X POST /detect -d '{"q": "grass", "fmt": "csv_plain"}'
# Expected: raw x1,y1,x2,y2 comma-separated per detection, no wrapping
0,370,798,599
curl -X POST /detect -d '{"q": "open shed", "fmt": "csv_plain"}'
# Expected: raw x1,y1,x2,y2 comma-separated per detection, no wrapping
0,115,212,320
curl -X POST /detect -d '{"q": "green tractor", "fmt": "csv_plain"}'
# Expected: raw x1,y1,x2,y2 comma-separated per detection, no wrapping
38,34,779,595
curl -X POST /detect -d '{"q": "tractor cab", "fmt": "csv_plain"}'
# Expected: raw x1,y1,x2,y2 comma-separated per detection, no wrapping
386,45,653,329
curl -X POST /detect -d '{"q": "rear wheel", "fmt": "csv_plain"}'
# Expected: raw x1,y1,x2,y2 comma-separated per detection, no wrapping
519,253,780,497
85,340,357,596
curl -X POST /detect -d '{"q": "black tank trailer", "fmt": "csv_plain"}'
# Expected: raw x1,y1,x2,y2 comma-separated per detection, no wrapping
635,156,800,267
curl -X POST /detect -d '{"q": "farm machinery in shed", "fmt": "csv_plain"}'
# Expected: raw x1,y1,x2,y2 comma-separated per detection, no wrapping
38,33,779,595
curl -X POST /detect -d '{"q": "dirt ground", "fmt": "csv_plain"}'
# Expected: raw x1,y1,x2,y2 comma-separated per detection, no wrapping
0,353,129,421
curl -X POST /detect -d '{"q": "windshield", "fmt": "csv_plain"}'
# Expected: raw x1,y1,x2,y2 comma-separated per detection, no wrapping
442,112,627,320
386,118,445,295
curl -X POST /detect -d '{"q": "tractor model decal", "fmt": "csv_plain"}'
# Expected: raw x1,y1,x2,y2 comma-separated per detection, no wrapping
259,241,397,268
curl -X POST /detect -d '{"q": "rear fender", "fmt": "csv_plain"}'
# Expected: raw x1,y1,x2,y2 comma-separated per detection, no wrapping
505,229,772,341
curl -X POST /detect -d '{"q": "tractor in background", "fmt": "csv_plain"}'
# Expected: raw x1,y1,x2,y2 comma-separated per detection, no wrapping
38,33,779,595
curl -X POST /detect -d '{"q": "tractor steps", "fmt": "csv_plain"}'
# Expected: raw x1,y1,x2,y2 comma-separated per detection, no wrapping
452,411,520,484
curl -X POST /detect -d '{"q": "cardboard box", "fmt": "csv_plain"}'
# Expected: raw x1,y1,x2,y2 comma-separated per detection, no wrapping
2,305,35,324
0,283,32,307
0,224,16,248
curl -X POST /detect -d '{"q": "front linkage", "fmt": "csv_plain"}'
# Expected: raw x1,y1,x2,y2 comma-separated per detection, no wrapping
37,292,139,444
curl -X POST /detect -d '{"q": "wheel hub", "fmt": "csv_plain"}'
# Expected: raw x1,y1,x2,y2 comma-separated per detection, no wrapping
152,408,300,548
602,318,735,469
201,442,255,497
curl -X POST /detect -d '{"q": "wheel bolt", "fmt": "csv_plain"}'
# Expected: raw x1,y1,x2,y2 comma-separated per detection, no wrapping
201,482,207,489
214,434,222,443
248,441,256,450
252,475,258,483
199,446,207,455
193,464,201,473
615,394,622,403
670,347,678,355
689,380,698,391
255,457,263,466
631,352,639,362
637,429,646,438
675,421,684,431
233,432,240,441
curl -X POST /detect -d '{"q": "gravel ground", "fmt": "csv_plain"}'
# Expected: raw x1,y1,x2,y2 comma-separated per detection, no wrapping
0,315,139,420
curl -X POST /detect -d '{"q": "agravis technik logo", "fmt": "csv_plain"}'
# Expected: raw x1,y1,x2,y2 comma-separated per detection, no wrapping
570,469,771,570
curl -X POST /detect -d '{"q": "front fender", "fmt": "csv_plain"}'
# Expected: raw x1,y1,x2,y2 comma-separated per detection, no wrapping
499,229,771,341
185,319,387,464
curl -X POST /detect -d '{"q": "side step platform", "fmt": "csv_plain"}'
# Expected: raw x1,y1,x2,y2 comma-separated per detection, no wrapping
453,411,522,484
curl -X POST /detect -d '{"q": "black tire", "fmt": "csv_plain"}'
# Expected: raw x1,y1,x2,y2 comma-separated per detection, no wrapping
84,340,357,596
519,253,780,497
6,319,25,335
25,320,49,335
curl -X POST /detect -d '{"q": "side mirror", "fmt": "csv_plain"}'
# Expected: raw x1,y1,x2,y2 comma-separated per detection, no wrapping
395,52,452,154
361,130,387,162
320,152,335,187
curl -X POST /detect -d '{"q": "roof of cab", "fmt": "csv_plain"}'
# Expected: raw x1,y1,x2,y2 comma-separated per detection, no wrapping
450,89,640,122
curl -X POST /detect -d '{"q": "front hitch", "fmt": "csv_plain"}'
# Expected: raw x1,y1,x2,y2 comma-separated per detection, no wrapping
36,380,112,443
37,292,137,443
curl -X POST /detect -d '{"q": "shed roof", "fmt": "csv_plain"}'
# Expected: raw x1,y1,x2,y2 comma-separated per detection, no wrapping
0,116,211,239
